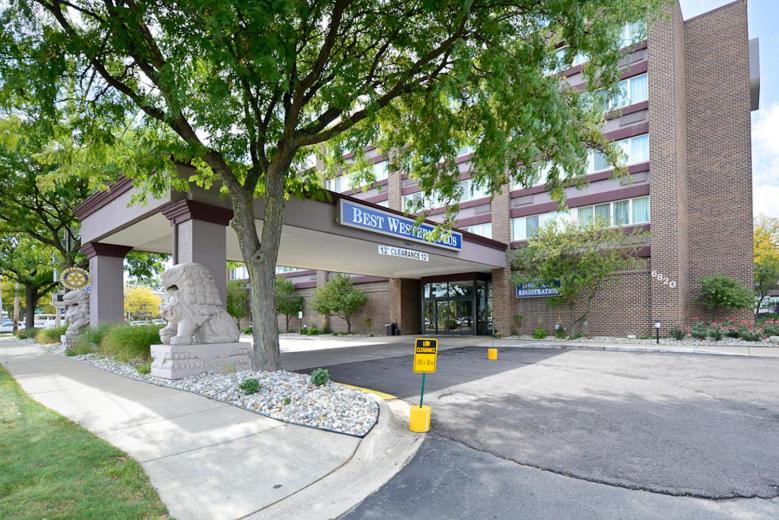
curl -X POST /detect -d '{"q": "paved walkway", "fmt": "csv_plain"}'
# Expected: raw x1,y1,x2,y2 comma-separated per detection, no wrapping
0,338,419,520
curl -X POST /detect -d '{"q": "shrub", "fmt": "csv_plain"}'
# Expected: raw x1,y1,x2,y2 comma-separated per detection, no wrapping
241,327,253,335
69,324,113,355
238,378,260,394
709,327,723,341
696,274,753,320
15,327,39,340
532,327,547,339
761,323,779,336
99,324,161,362
739,329,762,342
554,326,566,339
668,327,685,341
725,327,741,338
690,321,708,340
282,397,292,406
301,325,321,336
310,368,330,386
136,362,151,375
35,325,68,344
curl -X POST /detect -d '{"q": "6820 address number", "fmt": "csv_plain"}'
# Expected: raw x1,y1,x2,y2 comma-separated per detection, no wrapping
651,271,677,288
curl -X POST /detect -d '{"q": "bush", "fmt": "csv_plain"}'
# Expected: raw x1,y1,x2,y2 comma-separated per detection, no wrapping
301,325,322,336
690,321,708,340
709,327,723,341
532,327,547,339
554,326,566,339
99,324,161,362
136,362,151,375
15,327,39,340
241,327,253,334
310,368,330,386
69,324,114,355
35,325,68,344
238,378,260,394
761,323,779,336
724,327,741,338
739,329,762,342
696,274,753,320
668,327,685,341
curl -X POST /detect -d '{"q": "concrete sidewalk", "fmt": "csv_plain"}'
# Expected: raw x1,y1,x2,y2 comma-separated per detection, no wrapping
0,338,420,520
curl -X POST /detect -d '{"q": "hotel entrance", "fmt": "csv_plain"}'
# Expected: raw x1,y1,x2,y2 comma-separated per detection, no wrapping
421,273,492,335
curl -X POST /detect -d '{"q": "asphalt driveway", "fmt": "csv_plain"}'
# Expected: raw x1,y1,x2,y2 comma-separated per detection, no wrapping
306,347,779,501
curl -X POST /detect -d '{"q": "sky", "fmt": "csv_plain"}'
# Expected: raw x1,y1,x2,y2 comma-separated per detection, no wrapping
680,0,778,220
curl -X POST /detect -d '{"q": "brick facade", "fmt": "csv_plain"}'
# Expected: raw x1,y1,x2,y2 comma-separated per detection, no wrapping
273,0,755,338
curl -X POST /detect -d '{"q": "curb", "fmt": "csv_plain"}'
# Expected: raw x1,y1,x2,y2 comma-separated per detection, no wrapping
481,342,775,358
244,397,422,520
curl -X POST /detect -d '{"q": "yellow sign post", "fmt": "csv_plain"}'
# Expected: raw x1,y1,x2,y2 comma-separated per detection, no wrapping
410,338,438,433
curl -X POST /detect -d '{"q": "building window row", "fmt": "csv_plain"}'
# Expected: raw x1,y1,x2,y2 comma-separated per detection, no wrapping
326,160,389,192
552,21,646,73
463,222,493,239
511,195,650,241
403,177,490,212
585,73,648,112
511,133,650,191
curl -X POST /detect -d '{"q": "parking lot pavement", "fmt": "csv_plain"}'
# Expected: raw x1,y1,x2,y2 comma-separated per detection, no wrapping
313,347,779,500
343,437,779,520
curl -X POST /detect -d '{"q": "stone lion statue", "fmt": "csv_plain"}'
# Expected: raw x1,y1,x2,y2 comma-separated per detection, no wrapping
63,289,90,342
159,262,239,345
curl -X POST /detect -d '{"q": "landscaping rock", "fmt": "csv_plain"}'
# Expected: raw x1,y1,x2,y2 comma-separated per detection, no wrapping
769,336,779,345
64,352,378,437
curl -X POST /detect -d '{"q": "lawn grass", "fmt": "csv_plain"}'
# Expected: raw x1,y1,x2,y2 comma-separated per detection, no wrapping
0,365,169,519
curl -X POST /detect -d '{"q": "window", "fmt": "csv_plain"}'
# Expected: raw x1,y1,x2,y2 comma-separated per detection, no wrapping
464,222,492,238
587,134,649,173
621,21,646,48
276,266,303,274
376,200,390,208
460,178,490,202
372,161,389,182
511,211,572,241
576,196,650,227
608,73,648,111
325,175,352,193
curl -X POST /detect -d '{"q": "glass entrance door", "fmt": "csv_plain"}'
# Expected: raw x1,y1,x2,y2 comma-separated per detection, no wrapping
422,276,491,335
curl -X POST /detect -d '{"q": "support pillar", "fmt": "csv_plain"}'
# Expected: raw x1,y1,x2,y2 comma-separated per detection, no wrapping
82,242,132,327
162,200,233,306
389,278,421,335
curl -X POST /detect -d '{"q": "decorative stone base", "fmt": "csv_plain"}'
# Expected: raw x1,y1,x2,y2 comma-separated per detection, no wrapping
150,342,251,379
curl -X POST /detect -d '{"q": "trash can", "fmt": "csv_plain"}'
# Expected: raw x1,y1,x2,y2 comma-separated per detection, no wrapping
385,323,393,336
391,322,400,336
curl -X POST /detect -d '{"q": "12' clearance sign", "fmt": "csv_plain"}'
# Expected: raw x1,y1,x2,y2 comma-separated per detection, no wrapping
413,338,438,374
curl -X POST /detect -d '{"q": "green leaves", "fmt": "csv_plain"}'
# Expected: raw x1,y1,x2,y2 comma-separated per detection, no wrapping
696,274,754,315
311,274,368,333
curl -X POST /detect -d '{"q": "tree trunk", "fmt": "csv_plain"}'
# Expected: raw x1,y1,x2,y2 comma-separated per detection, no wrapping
24,284,37,330
285,315,290,333
228,161,290,371
346,317,351,335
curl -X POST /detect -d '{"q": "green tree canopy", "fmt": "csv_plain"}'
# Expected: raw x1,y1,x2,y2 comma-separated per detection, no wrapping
275,276,304,333
754,217,779,319
311,274,368,334
226,279,249,321
0,0,664,369
512,220,646,336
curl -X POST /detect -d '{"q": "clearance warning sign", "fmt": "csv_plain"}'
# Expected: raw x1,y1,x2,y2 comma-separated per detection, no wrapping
413,338,438,374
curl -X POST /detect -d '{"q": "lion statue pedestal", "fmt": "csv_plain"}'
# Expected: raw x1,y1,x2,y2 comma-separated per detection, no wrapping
150,262,251,379
63,289,90,352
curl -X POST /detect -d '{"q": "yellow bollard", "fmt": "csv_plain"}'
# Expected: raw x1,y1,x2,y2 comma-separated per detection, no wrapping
487,348,498,361
409,405,432,432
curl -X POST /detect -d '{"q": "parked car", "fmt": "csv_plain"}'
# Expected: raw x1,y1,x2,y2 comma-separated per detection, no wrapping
1,319,21,333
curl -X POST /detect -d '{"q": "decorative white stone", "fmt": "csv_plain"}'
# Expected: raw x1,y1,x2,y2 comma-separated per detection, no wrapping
150,342,251,379
769,336,779,345
63,289,90,346
158,262,240,345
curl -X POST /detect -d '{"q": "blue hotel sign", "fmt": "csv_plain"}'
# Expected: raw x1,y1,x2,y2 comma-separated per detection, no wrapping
339,199,463,251
516,281,561,298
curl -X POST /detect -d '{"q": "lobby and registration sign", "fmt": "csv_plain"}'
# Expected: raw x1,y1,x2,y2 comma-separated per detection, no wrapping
377,244,429,262
515,281,561,298
413,338,438,374
339,199,462,251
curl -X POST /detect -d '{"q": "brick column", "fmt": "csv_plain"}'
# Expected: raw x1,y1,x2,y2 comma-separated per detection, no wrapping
387,168,402,211
389,278,421,335
490,183,513,336
647,2,690,333
162,200,232,306
82,242,132,327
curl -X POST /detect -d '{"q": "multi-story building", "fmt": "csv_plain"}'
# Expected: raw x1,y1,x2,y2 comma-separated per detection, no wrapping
265,0,759,337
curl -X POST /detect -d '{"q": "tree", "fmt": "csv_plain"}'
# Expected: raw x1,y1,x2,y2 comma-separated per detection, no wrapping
276,276,304,333
124,286,161,320
226,279,249,323
697,274,754,322
312,275,368,334
754,217,779,319
512,220,646,336
1,0,663,369
0,235,58,329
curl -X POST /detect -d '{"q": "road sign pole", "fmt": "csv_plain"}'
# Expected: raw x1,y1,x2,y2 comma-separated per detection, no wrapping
419,373,426,408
